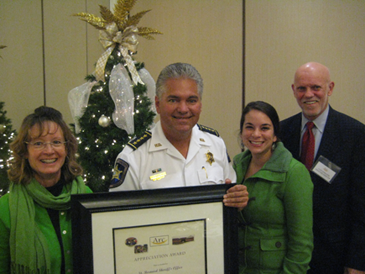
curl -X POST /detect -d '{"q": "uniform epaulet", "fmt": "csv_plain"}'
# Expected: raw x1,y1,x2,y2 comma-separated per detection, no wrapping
127,131,152,150
197,124,220,137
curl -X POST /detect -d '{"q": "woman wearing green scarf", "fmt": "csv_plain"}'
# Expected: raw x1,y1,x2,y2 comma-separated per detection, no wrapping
0,106,92,274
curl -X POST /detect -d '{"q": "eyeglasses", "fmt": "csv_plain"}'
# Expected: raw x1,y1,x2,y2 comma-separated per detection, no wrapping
25,140,67,150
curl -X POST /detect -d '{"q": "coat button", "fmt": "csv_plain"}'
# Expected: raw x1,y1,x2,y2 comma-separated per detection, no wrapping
275,241,282,248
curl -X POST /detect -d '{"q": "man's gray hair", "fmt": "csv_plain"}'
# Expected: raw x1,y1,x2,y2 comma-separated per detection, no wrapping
156,63,203,99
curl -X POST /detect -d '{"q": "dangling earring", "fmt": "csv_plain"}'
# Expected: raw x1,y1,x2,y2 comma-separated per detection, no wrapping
240,141,247,152
272,142,277,150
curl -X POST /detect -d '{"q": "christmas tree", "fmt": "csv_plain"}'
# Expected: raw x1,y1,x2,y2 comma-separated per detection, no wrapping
0,102,16,197
69,0,161,192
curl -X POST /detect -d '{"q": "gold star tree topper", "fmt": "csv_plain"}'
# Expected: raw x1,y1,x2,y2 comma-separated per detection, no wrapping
73,0,161,39
73,0,162,83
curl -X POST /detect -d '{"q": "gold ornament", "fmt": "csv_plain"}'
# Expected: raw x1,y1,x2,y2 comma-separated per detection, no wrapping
73,0,162,83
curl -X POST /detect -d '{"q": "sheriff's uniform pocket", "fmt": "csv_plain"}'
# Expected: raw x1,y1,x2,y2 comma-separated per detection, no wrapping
198,166,224,185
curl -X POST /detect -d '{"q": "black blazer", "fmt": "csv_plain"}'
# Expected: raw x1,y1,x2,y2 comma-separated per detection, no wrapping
281,106,365,273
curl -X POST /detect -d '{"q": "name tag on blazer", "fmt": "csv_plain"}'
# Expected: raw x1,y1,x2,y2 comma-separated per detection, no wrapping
312,155,341,184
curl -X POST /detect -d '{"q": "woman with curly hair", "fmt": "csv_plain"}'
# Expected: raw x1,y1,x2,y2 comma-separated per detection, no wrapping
0,106,92,274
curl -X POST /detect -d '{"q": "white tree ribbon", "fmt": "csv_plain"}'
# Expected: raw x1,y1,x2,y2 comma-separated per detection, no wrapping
95,22,143,85
138,68,156,114
109,64,134,134
68,81,97,134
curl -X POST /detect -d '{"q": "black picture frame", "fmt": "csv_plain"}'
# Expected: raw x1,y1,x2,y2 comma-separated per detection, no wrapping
72,184,238,274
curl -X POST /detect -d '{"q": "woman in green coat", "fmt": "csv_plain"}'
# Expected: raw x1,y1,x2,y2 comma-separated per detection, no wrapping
0,106,92,274
233,101,313,273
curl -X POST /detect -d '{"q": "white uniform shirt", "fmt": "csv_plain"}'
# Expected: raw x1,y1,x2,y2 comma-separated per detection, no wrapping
110,121,236,191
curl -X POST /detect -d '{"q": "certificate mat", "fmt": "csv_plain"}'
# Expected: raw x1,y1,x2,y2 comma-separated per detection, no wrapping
72,184,238,274
113,219,206,273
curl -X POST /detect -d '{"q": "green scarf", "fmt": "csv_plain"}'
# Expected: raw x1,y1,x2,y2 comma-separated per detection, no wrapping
8,176,87,274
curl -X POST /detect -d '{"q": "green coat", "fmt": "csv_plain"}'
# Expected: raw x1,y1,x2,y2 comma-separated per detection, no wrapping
0,178,92,274
233,142,313,274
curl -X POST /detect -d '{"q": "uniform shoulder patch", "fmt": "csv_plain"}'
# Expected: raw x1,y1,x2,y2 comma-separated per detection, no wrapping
197,124,220,137
110,158,129,188
127,131,152,150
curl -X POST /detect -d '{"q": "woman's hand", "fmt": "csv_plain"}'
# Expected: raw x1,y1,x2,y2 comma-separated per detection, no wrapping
223,181,249,210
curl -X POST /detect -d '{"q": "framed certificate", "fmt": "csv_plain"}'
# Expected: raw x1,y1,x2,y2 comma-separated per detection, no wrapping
71,184,238,274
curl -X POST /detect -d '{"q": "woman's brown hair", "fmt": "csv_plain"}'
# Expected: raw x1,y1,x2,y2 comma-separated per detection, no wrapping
8,106,83,185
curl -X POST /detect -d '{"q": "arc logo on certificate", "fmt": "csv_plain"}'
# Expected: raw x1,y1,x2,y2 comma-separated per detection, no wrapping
114,220,206,273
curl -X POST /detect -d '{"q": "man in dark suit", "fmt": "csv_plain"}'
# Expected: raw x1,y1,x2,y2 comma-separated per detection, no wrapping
281,62,365,274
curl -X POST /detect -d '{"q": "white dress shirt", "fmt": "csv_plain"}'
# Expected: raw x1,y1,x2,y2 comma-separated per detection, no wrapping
110,121,236,191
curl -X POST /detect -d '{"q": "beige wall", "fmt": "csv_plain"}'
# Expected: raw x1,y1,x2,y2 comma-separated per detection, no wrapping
120,0,244,156
245,0,365,125
0,0,108,132
1,1,44,125
1,0,243,157
1,0,365,159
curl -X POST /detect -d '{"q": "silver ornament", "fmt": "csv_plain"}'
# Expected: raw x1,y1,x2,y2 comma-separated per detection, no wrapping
98,115,110,127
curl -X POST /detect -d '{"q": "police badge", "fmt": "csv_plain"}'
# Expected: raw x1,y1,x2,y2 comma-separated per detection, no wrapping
205,151,215,166
110,158,129,188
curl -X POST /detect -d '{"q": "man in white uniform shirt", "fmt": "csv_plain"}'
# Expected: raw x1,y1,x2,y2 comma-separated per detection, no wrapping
110,62,248,209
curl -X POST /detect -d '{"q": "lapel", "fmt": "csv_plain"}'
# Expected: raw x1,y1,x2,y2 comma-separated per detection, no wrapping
186,126,212,164
316,107,343,162
149,122,185,160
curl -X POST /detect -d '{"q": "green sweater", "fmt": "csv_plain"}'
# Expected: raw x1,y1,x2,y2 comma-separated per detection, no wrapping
0,178,92,274
233,142,313,274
